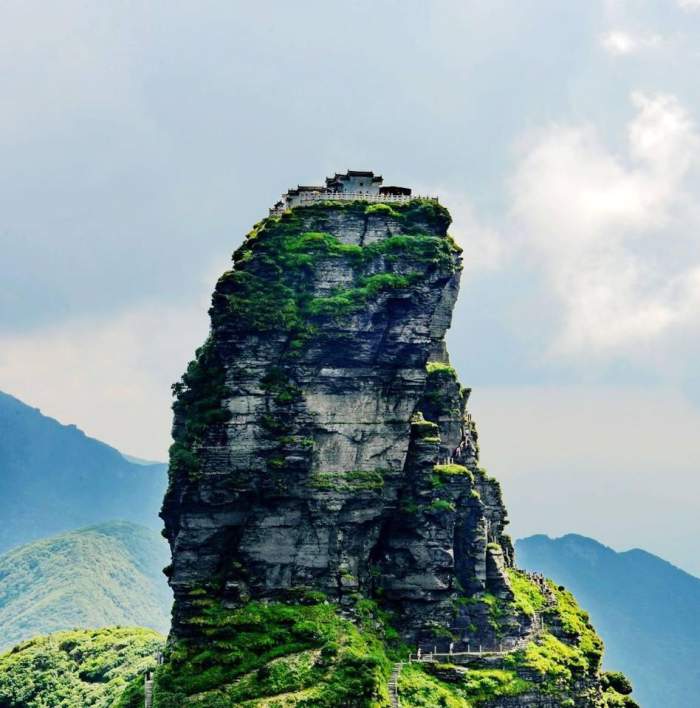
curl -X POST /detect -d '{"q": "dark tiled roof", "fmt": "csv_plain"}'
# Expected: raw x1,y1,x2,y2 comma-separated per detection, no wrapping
325,170,383,185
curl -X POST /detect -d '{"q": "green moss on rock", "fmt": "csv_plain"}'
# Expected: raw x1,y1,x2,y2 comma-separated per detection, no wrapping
505,569,546,617
433,463,473,480
153,598,392,707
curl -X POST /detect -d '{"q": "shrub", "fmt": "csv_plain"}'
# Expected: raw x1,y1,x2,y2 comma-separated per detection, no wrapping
602,671,633,695
365,203,400,218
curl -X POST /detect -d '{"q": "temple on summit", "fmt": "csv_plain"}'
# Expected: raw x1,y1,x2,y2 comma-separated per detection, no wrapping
270,169,415,214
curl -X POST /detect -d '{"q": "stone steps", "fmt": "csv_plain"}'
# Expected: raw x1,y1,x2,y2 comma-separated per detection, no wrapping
144,675,153,708
387,662,403,707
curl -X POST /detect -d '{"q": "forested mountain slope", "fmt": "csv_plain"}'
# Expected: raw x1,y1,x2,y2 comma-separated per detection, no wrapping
0,522,171,651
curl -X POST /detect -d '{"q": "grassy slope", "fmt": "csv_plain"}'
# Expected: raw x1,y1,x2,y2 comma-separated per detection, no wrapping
0,626,164,708
149,579,632,707
517,533,700,708
0,521,172,651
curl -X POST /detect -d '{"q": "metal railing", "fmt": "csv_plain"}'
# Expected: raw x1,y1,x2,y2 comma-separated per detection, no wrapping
269,191,438,216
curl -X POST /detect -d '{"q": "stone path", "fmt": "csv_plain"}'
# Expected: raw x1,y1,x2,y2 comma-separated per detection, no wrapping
388,662,403,707
144,673,153,708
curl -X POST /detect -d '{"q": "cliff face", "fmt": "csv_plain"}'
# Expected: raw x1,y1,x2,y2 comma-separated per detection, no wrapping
158,196,635,707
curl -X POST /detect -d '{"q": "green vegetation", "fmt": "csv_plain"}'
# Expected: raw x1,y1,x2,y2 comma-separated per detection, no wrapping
505,568,546,617
365,203,400,218
397,663,532,707
398,663,466,707
218,202,457,340
502,580,604,696
307,272,419,318
601,671,638,707
429,499,457,513
480,593,508,635
214,202,458,340
425,362,457,378
516,533,697,707
287,198,452,234
411,412,440,439
462,668,532,703
0,627,163,708
547,580,603,669
599,671,638,706
602,671,633,695
170,337,232,481
170,200,459,485
603,689,640,708
152,597,393,706
309,469,388,492
517,633,587,685
433,463,473,481
422,362,462,419
0,522,171,651
261,367,303,405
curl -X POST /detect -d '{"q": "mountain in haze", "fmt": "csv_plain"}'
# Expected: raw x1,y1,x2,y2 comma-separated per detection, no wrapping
516,533,700,708
0,390,167,553
0,521,172,651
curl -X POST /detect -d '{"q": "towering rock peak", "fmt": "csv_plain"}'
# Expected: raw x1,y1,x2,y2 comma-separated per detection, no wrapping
158,188,635,707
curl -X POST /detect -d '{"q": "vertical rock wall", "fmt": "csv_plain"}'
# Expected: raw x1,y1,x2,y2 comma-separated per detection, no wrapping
161,200,517,646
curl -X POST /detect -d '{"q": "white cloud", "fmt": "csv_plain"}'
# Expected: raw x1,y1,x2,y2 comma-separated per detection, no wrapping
0,302,210,460
470,384,700,576
511,92,700,356
600,31,661,56
678,0,700,10
441,193,505,273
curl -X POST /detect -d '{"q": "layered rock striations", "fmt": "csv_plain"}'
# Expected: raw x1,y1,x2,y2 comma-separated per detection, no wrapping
158,191,635,707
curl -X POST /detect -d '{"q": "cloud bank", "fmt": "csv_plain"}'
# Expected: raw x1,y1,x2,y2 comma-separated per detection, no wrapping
511,92,700,357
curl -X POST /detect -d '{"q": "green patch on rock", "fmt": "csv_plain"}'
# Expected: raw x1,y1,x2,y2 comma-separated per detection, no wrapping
433,464,473,481
429,499,457,513
309,469,388,492
462,668,533,704
425,362,457,379
398,663,467,707
153,598,392,707
170,338,232,481
411,412,440,439
547,581,604,670
398,663,532,707
365,203,400,218
505,569,546,617
307,272,419,318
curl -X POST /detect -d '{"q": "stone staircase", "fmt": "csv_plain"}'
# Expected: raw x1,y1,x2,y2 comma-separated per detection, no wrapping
144,672,153,708
388,661,403,707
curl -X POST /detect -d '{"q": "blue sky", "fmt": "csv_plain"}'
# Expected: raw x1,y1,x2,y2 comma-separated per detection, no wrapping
1,1,700,574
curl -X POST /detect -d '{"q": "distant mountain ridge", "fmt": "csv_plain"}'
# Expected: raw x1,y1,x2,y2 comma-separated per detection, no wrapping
0,521,171,651
0,390,167,553
516,533,700,708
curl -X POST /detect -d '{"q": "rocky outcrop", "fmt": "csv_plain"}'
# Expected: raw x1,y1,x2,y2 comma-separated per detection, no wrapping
159,193,635,707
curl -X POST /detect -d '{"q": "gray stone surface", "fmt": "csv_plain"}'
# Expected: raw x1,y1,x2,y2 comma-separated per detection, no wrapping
160,200,618,706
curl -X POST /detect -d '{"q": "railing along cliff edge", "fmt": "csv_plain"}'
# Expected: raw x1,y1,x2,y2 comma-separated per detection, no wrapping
269,191,439,216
